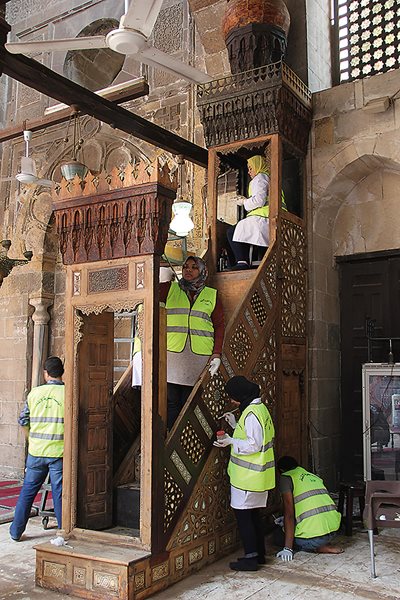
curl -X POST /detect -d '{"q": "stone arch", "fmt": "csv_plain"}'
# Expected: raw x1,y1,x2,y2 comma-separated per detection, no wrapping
309,150,400,484
63,19,125,91
314,152,400,257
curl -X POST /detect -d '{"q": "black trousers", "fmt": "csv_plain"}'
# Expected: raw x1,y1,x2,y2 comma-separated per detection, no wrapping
226,225,250,263
167,382,192,430
234,507,266,557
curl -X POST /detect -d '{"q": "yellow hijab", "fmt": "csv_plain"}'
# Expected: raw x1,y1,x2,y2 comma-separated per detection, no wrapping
247,155,269,177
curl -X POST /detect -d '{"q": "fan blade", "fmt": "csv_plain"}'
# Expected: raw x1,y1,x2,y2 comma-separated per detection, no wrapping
137,47,212,84
5,36,107,55
36,179,54,187
121,0,164,38
21,156,37,177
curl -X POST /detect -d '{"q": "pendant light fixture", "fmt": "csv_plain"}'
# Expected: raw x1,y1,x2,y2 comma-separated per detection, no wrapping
169,155,194,237
60,106,89,181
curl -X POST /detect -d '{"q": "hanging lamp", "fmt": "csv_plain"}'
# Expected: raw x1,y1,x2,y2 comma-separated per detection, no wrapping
60,106,89,181
169,155,194,237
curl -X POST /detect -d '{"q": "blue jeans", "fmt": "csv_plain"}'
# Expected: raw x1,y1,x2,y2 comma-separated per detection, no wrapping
10,454,63,540
294,531,337,552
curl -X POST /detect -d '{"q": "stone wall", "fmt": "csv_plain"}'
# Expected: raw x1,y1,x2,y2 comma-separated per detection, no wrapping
0,0,209,477
309,68,400,486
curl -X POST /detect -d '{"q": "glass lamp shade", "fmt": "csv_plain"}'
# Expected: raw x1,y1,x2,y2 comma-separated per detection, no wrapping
169,201,194,237
60,159,88,181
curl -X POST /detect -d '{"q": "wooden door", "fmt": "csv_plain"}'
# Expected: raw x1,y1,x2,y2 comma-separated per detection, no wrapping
339,253,400,481
278,373,304,461
77,311,114,530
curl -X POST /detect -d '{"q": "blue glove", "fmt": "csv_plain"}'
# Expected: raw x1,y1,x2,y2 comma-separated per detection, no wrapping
276,547,293,562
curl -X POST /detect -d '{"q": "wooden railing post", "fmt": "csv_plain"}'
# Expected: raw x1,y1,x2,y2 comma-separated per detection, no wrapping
269,133,282,247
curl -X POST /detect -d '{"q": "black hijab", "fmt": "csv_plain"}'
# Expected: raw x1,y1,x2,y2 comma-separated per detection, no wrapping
224,376,261,412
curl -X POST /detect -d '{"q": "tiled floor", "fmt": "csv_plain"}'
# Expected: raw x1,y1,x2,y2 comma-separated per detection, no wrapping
1,517,400,599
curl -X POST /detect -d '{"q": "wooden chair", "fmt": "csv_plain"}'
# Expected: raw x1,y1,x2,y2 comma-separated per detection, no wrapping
363,480,400,578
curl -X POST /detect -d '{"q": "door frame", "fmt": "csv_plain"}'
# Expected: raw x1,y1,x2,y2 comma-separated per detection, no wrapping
61,255,164,551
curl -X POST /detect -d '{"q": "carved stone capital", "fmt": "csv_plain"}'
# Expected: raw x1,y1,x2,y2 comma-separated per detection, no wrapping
29,297,53,325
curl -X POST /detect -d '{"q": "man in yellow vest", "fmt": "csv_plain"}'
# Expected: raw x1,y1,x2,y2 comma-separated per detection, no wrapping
276,456,343,560
214,375,275,571
10,356,65,541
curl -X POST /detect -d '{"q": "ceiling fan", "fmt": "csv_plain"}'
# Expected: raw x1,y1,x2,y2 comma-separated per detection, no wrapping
15,131,53,187
5,0,212,85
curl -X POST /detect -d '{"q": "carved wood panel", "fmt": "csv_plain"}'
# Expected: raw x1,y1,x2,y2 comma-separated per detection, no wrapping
77,311,114,530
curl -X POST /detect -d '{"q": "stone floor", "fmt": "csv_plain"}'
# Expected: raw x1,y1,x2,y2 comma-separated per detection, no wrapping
1,516,400,600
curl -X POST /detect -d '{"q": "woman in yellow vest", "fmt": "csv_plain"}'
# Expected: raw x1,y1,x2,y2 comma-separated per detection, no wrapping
214,376,275,571
227,154,286,270
276,456,343,561
160,256,224,430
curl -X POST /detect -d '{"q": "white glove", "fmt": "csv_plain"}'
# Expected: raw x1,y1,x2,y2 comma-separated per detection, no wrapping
235,195,246,206
223,412,237,429
208,357,221,377
213,436,233,448
276,547,293,562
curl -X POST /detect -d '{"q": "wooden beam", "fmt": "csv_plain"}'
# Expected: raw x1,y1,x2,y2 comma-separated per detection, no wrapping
0,49,208,167
0,78,150,143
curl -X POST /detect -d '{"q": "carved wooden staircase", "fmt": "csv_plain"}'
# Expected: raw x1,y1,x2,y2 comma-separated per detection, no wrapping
118,211,307,596
34,154,307,598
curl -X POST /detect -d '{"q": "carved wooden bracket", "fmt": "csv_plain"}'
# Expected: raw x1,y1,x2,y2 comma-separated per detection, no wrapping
197,62,312,154
52,159,177,265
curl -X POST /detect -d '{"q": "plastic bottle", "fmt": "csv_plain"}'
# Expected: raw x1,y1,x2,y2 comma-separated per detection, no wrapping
218,249,229,272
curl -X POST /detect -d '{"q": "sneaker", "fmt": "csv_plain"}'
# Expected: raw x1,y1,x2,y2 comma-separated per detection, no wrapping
10,535,21,542
229,558,258,571
237,555,266,565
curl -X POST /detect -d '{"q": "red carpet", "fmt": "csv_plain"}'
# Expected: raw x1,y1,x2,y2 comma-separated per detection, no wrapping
0,480,19,487
0,479,53,524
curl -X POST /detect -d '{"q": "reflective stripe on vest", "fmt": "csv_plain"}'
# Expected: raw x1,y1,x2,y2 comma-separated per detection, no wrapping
166,282,217,355
284,467,341,539
247,178,287,219
228,402,275,493
27,383,65,458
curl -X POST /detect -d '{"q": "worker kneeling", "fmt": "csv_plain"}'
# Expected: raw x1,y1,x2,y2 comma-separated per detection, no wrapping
276,456,343,561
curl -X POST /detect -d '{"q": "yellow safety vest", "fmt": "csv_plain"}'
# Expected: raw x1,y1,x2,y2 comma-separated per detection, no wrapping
166,282,217,356
27,383,65,458
283,467,341,539
247,177,287,218
228,402,275,493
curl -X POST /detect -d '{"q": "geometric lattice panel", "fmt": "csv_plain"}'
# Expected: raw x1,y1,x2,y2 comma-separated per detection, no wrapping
228,322,253,370
281,219,306,338
263,248,277,296
164,469,184,532
252,331,277,410
202,371,228,419
250,289,269,328
335,0,400,83
281,220,306,279
167,450,234,550
181,423,205,465
281,281,306,338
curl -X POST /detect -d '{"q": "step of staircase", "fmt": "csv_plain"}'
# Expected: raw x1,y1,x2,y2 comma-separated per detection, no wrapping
113,481,140,529
35,535,149,599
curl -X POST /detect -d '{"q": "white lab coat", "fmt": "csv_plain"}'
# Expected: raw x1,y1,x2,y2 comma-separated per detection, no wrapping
230,398,269,509
232,173,270,247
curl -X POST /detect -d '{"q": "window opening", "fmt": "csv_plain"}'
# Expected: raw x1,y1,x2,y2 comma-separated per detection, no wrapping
333,0,400,83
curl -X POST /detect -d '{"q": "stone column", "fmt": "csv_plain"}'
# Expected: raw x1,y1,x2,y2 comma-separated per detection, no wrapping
29,297,53,388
